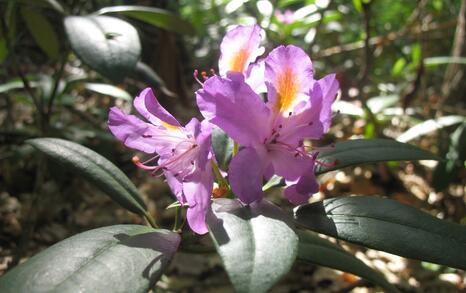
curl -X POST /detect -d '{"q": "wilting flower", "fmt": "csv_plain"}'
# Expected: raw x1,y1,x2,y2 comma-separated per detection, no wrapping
108,88,213,234
196,45,339,205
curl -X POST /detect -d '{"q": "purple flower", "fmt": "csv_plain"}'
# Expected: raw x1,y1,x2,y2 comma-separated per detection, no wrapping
275,10,296,24
218,24,266,93
196,45,339,205
108,88,213,234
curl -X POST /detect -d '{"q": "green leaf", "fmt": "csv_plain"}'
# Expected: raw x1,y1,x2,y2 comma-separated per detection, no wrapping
211,126,234,170
64,16,141,81
26,138,147,215
19,0,65,14
262,175,283,191
315,139,440,175
96,5,195,35
208,199,298,293
294,196,466,270
21,7,60,59
391,58,406,76
397,115,465,143
297,231,400,293
433,123,466,190
424,56,466,67
0,38,7,64
367,95,399,114
84,83,132,101
0,225,180,293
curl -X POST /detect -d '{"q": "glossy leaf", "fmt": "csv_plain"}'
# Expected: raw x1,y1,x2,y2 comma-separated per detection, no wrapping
27,138,147,215
0,225,180,293
96,6,195,35
21,0,65,14
208,198,298,293
315,139,440,175
432,122,466,190
397,115,465,143
64,16,141,81
211,126,234,170
297,231,400,293
84,83,132,101
262,175,283,191
294,196,466,270
21,7,59,59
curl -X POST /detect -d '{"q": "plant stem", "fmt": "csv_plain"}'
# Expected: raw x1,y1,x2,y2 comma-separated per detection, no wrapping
144,212,158,229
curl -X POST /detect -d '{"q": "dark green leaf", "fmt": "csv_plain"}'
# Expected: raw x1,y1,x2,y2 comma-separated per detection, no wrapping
27,138,147,215
397,115,465,143
19,0,65,14
208,199,298,293
96,5,195,35
433,123,466,190
21,7,60,59
132,61,176,97
0,225,180,293
294,196,466,270
315,139,440,175
211,126,234,170
64,16,141,81
297,231,399,293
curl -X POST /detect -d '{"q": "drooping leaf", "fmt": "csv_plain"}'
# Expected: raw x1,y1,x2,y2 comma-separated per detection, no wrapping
294,196,466,270
21,7,60,59
211,126,234,170
27,138,147,215
297,231,400,293
64,16,141,81
315,139,440,174
0,225,180,293
432,123,466,190
208,198,298,293
397,115,465,143
332,100,364,116
96,5,195,35
84,83,132,101
132,61,176,97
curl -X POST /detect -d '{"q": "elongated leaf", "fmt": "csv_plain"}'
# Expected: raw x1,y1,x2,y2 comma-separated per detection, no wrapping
294,196,466,270
96,5,195,35
208,199,298,293
262,175,283,191
332,100,364,116
84,83,132,101
297,231,399,293
21,7,59,59
367,95,399,114
27,138,147,215
315,139,440,175
0,225,180,293
211,126,234,170
64,16,141,81
424,56,466,67
397,115,465,143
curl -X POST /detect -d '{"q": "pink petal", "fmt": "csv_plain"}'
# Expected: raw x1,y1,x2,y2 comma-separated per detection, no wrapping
133,87,181,128
316,74,339,132
196,72,270,146
265,45,314,114
219,25,264,75
228,147,265,204
183,167,214,234
108,106,158,153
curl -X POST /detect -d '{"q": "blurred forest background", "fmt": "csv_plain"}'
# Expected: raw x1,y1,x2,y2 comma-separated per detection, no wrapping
0,0,465,292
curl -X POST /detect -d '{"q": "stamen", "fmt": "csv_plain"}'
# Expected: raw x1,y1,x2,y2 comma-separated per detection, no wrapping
193,69,203,86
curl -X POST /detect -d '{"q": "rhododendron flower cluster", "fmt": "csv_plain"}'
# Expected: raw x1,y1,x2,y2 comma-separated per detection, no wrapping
108,24,339,234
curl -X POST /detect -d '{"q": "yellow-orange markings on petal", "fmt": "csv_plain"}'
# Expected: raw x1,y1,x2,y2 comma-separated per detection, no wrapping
161,121,180,131
275,67,299,113
229,48,249,72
